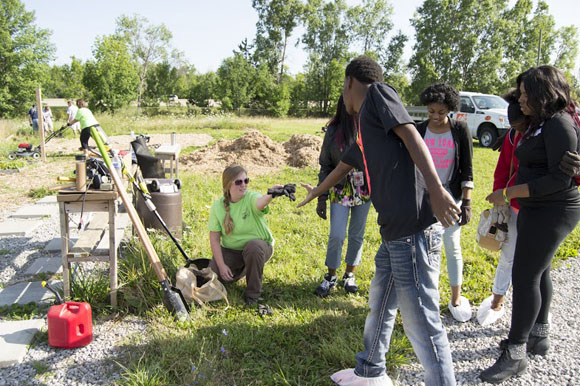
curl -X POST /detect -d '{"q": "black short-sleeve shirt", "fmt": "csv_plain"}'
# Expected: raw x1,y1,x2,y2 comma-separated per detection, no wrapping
341,83,436,241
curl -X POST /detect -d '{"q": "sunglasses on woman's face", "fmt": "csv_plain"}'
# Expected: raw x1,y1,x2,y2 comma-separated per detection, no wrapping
234,178,250,186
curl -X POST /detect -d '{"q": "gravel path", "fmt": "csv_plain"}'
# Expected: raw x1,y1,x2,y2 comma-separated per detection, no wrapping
0,210,148,386
0,317,147,386
395,258,580,385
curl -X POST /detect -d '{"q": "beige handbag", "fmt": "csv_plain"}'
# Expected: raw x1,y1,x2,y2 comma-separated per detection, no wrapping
175,261,229,310
476,208,508,251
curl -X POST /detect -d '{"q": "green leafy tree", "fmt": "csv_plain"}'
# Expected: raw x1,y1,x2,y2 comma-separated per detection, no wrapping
252,0,303,81
347,0,393,55
115,14,173,106
43,57,87,99
0,0,54,117
83,35,139,113
553,26,578,76
251,65,291,116
187,72,218,107
409,0,579,101
216,54,256,110
288,73,309,116
381,31,410,104
143,62,194,106
302,0,350,114
409,0,508,100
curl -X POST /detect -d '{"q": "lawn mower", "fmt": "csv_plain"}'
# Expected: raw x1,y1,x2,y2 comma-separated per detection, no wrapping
8,125,70,160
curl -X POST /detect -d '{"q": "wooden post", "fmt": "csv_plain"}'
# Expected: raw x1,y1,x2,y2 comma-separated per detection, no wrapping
36,88,46,161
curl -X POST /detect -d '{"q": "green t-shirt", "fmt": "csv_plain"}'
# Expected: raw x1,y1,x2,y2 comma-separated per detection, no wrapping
74,107,98,129
208,191,274,250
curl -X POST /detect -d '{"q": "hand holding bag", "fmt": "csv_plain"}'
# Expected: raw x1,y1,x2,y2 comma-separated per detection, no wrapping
476,207,508,251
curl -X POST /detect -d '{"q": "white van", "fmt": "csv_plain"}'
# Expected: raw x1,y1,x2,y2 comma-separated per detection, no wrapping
406,91,511,148
450,92,510,148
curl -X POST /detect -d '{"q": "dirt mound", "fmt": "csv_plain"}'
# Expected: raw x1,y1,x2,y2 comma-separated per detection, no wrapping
284,134,322,168
181,130,322,175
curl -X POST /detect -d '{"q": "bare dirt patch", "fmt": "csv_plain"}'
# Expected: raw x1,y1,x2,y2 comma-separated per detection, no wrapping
0,131,321,217
0,133,213,217
44,133,213,154
180,130,322,175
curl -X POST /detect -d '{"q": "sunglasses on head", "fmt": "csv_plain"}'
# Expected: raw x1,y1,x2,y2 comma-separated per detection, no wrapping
234,178,250,186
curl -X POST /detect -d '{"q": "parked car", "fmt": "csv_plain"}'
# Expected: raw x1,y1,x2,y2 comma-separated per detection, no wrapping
406,91,510,148
450,92,510,148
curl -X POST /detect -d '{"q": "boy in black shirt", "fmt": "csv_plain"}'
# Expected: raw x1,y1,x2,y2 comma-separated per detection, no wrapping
298,57,459,385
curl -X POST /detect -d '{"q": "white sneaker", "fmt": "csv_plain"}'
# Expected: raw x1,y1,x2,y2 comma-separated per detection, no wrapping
449,296,472,322
330,368,393,386
477,295,505,326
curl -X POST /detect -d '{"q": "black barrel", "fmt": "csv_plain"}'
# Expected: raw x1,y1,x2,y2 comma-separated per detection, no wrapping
135,179,183,238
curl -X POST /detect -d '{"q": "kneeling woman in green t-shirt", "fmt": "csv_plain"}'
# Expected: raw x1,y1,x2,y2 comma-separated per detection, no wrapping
208,164,279,307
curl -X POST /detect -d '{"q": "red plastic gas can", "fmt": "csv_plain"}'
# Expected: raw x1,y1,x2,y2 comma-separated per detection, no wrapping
47,302,93,348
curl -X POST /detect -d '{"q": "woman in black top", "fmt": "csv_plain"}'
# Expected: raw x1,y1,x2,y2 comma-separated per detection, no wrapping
314,95,371,298
481,66,580,383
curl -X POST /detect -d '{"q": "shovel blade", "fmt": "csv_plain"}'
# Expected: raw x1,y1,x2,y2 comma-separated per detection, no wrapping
161,279,190,321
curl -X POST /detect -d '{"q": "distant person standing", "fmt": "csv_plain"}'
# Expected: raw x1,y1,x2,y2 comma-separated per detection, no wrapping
28,105,38,131
66,100,80,135
43,106,54,133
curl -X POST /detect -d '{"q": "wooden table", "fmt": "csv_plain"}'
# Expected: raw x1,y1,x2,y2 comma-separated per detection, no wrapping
155,144,181,179
57,189,120,306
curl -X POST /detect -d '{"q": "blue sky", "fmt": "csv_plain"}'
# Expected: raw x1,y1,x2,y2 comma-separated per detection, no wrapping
22,0,580,76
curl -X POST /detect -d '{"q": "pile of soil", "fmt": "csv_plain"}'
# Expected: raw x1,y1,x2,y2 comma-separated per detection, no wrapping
284,134,323,168
181,130,322,175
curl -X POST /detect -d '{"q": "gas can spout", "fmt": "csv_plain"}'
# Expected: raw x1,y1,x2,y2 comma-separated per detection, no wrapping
42,281,64,304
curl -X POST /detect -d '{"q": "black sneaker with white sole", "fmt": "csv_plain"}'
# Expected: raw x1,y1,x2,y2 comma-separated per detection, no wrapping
315,274,337,297
342,272,358,294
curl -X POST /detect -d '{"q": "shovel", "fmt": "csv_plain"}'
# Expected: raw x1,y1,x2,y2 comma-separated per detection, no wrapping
90,127,190,321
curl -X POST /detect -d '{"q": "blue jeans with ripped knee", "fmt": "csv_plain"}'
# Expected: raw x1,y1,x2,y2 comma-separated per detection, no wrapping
354,223,456,386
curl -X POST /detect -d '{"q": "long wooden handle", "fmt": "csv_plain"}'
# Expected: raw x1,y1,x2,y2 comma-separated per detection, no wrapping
90,127,168,281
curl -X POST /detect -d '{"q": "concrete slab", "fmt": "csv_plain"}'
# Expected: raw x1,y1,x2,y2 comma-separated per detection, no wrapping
117,212,131,230
35,196,57,205
44,237,77,252
10,205,58,219
0,281,61,306
24,258,62,275
0,220,41,237
95,228,128,253
0,319,45,368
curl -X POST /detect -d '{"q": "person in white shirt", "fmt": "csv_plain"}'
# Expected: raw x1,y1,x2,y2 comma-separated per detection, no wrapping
43,106,54,133
67,100,80,135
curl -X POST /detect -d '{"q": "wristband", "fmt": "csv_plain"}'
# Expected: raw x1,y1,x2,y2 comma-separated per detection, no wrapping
502,188,508,202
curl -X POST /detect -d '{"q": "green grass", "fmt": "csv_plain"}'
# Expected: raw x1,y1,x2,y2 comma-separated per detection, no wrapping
111,140,580,385
1,117,578,383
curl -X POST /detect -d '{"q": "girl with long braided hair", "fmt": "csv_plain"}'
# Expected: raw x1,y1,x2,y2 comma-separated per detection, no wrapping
208,164,280,309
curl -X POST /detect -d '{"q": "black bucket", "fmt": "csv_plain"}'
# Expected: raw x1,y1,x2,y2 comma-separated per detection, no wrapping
136,179,183,238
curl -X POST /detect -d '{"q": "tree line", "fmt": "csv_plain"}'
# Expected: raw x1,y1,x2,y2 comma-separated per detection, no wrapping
1,0,578,118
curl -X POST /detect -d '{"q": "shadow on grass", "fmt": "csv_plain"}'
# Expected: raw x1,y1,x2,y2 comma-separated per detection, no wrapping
117,309,414,386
